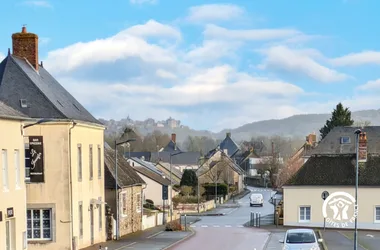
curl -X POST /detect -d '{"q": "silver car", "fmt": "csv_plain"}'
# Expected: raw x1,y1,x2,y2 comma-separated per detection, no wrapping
279,228,323,250
249,193,263,207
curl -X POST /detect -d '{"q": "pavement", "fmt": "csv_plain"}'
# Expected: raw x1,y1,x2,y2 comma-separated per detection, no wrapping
328,230,380,250
172,186,276,249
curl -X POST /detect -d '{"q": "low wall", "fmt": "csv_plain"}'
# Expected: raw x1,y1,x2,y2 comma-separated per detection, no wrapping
176,200,215,213
142,211,181,230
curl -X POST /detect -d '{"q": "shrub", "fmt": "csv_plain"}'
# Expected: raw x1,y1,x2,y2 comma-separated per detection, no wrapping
172,195,199,205
203,183,228,196
180,169,198,187
180,186,193,196
146,199,154,205
165,220,183,231
143,203,159,210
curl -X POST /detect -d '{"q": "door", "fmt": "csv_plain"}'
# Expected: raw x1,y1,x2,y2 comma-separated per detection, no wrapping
90,205,94,245
6,220,10,250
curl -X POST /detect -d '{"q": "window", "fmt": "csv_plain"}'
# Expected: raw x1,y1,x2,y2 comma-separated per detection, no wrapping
14,150,20,188
27,209,52,240
89,145,93,180
79,202,83,238
375,206,380,223
97,145,101,179
2,150,8,190
340,136,351,144
77,144,82,181
136,193,141,212
98,197,102,231
299,206,311,222
25,142,30,182
121,193,127,216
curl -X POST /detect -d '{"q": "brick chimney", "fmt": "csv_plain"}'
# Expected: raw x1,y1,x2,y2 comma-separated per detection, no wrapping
12,26,39,71
171,133,176,143
226,132,231,138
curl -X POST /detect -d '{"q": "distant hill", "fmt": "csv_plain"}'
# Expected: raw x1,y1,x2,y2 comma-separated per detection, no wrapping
99,109,380,143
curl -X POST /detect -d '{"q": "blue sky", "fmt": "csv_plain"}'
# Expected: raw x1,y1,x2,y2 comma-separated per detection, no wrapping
1,0,380,131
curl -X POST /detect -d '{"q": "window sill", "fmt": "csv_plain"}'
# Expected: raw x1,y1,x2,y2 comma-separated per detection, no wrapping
298,220,311,223
28,240,52,244
374,220,380,224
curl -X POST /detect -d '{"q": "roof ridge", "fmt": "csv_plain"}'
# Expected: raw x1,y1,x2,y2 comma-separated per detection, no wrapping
9,55,67,119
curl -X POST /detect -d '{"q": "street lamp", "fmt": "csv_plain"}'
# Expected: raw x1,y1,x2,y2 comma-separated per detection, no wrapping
354,129,361,250
115,138,136,240
169,151,183,222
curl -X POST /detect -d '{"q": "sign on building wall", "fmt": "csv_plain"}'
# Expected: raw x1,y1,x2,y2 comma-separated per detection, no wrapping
25,136,45,182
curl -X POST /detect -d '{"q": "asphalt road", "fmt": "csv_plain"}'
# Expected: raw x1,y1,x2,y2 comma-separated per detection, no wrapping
173,186,276,250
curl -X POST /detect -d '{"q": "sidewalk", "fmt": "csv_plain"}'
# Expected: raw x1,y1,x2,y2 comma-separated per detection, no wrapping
322,231,366,250
81,225,193,250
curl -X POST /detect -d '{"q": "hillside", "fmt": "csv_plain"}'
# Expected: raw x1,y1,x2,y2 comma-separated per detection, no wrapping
99,109,380,143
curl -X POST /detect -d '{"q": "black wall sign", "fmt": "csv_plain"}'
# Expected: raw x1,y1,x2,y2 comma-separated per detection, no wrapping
6,208,14,218
162,185,168,200
321,191,329,200
25,136,44,182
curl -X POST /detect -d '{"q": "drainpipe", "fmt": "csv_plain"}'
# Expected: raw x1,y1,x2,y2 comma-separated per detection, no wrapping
69,121,77,250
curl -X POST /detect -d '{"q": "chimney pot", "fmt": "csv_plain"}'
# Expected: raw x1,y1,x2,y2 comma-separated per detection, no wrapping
171,133,176,143
22,26,27,33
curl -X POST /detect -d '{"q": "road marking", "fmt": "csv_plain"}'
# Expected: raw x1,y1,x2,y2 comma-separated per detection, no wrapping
366,234,374,238
201,225,208,227
115,242,137,249
146,231,164,238
190,225,196,228
226,207,239,215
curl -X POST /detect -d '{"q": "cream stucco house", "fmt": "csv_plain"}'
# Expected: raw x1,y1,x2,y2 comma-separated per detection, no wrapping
0,27,106,249
0,102,29,250
283,126,380,230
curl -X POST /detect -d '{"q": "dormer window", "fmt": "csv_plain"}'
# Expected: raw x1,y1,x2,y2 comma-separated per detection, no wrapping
340,136,351,144
20,99,28,108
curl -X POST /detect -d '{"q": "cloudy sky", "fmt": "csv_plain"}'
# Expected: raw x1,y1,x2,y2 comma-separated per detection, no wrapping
1,0,380,131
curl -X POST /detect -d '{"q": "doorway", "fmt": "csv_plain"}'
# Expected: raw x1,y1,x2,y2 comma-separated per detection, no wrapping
90,205,94,245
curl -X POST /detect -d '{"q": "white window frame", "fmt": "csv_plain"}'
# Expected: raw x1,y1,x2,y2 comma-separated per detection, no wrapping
2,149,9,191
14,150,21,189
299,206,311,223
374,206,380,223
89,145,93,180
121,192,128,217
136,193,141,212
79,201,83,238
77,144,82,181
97,145,101,179
27,209,52,241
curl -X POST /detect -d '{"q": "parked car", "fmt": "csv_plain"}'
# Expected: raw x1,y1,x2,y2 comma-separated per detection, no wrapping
279,228,323,250
249,193,263,207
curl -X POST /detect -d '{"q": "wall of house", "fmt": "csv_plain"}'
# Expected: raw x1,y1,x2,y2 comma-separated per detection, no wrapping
118,185,142,236
137,174,172,207
25,122,105,250
284,186,380,230
0,119,27,250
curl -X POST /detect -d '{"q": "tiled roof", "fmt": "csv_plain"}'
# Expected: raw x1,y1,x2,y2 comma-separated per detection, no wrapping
0,55,102,125
286,154,380,186
310,126,380,155
0,100,28,119
104,146,145,189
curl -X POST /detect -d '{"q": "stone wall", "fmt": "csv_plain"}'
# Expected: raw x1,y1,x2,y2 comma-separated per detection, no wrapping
119,185,143,236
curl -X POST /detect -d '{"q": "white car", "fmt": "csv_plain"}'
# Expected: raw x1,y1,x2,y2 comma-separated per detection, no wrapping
279,228,323,250
249,193,264,207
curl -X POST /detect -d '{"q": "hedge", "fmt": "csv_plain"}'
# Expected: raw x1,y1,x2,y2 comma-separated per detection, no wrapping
203,183,228,196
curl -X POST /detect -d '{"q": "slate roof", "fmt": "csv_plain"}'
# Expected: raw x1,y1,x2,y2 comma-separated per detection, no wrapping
0,55,102,125
104,146,145,189
218,133,240,158
0,100,29,120
286,154,380,186
156,162,183,179
133,165,171,186
310,126,380,155
197,149,244,177
162,140,182,153
151,151,201,165
125,152,152,161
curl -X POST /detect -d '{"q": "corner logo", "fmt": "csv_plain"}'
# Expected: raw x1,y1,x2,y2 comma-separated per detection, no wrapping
322,191,358,228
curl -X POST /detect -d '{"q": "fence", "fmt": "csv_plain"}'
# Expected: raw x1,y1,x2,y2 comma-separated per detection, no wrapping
247,212,276,228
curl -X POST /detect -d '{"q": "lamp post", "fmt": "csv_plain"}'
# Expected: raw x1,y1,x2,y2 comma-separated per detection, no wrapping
115,138,136,240
169,151,183,222
354,129,361,250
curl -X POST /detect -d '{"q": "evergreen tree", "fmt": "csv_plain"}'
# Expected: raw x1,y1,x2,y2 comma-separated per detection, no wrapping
180,169,198,187
319,103,354,140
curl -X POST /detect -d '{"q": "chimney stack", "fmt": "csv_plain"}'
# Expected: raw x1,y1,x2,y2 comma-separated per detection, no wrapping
12,26,39,71
226,132,231,138
171,133,176,143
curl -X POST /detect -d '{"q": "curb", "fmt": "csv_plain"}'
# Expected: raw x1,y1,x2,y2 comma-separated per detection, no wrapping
317,230,329,250
162,227,195,250
262,232,273,249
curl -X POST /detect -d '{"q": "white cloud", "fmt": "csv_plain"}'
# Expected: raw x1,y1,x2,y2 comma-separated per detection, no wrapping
22,1,52,8
258,45,349,82
204,24,301,41
156,69,177,79
330,51,380,66
124,20,181,40
39,37,51,45
357,79,380,91
186,4,245,23
0,52,5,61
130,0,157,4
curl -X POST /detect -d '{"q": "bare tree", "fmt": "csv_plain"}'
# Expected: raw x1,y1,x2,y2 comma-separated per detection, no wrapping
354,120,371,128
